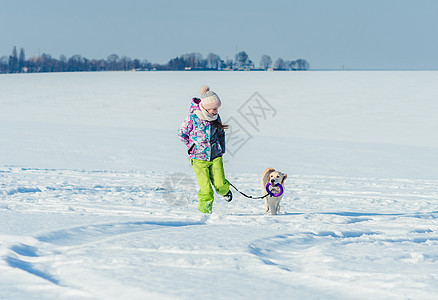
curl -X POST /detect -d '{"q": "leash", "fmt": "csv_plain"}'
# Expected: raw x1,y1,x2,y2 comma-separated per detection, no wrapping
229,182,271,200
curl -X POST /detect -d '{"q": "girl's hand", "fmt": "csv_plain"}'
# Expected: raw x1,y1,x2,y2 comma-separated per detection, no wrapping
188,144,195,155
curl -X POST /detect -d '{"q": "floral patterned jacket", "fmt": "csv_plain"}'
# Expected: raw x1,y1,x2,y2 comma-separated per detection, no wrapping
177,98,225,161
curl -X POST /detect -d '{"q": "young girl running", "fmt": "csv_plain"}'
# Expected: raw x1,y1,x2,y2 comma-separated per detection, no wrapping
178,86,232,213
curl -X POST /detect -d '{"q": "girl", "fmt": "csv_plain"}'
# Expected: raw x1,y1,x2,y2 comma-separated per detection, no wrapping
178,86,232,213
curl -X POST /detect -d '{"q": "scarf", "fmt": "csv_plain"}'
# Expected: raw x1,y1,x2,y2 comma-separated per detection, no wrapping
195,104,218,121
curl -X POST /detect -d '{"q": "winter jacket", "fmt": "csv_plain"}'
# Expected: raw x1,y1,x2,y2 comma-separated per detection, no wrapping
178,98,226,161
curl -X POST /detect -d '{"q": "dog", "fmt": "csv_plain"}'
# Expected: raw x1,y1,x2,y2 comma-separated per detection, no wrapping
261,168,287,215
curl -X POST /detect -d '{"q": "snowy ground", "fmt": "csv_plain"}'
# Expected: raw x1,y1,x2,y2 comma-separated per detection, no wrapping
1,71,438,299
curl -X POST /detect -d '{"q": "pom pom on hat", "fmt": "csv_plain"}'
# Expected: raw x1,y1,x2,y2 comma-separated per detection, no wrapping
201,90,221,110
200,86,210,95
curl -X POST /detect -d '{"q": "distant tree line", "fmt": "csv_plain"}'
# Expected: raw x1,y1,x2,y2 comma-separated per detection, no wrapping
1,46,310,74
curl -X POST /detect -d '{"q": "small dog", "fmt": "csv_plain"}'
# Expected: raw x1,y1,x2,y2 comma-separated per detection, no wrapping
261,168,287,215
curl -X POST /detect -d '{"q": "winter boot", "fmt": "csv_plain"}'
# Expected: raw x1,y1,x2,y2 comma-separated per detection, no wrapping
223,190,233,202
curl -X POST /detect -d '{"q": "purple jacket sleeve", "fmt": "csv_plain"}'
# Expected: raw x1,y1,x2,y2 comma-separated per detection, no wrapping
177,115,192,148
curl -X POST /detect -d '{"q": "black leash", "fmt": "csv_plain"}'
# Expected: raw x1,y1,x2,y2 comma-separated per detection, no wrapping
229,182,270,200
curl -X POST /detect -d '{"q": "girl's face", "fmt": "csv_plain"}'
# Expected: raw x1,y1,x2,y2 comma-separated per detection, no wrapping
207,107,218,115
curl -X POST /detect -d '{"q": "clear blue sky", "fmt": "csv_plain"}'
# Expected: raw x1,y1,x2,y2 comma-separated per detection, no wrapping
1,0,437,69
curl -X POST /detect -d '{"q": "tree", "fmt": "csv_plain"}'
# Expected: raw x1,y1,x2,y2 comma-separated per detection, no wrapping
132,59,141,70
181,52,204,69
0,56,8,73
0,46,309,73
141,59,152,70
274,58,286,70
18,48,26,72
67,54,87,72
167,56,184,70
235,51,251,69
288,60,297,71
121,56,132,71
107,54,120,70
260,54,272,70
206,53,221,70
8,46,18,73
58,55,67,72
296,59,310,70
39,53,56,72
223,58,234,69
166,53,206,70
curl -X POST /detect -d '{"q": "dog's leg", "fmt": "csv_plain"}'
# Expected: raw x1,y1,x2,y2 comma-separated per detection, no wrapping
270,198,280,215
268,199,277,215
265,198,269,212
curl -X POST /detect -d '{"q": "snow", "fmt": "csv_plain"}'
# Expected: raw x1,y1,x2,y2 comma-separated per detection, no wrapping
1,71,438,299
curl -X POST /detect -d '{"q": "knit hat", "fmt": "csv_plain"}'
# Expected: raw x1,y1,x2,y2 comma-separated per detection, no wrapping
200,90,221,110
200,85,210,95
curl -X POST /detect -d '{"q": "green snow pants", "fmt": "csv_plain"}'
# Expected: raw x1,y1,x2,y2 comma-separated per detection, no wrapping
191,157,230,214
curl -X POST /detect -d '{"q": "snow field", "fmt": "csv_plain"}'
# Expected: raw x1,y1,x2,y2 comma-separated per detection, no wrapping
1,71,438,299
1,166,438,299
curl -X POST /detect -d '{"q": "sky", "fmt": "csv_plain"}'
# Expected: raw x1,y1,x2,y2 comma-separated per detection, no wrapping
1,0,437,70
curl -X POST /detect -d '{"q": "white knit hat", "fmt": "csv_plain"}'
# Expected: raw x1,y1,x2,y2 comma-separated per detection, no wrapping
201,90,221,110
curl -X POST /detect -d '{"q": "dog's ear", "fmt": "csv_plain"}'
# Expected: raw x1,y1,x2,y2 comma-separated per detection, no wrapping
266,169,275,179
281,174,288,185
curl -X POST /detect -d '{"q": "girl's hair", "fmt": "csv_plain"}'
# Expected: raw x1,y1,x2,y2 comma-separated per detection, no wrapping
211,119,229,130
